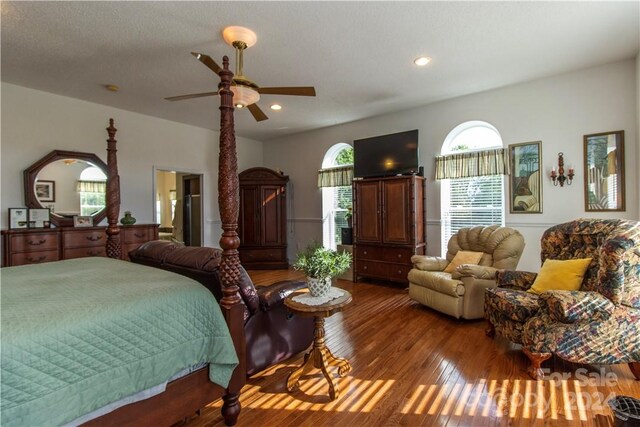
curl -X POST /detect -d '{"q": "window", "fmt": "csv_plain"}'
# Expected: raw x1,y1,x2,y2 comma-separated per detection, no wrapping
78,166,107,216
440,121,505,255
321,143,354,250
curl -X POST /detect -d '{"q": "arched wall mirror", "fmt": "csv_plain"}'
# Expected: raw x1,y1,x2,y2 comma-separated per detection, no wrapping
24,150,108,227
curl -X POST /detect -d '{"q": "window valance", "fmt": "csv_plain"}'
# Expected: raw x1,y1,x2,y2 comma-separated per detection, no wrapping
317,166,354,188
77,180,106,193
435,148,510,180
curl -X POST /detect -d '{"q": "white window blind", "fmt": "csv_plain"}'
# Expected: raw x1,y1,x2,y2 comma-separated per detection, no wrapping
440,122,505,255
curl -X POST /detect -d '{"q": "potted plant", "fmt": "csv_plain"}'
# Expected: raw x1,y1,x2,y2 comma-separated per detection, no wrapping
293,243,352,297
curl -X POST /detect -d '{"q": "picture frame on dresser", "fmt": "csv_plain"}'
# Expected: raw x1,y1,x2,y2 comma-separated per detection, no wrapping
8,208,29,229
73,215,94,227
28,208,51,228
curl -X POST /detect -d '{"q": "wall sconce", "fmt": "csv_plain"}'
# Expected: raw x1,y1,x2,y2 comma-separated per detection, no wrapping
550,152,574,187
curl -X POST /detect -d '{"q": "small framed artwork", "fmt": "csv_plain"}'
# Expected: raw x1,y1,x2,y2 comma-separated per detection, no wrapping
509,141,542,213
28,208,51,228
9,208,29,229
73,215,94,227
35,180,55,202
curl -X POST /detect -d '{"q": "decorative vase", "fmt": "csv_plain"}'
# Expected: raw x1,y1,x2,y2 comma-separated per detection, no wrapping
307,276,332,297
120,211,136,225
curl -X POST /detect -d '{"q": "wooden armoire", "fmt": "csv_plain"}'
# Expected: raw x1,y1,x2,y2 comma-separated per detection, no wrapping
238,167,289,269
353,175,426,283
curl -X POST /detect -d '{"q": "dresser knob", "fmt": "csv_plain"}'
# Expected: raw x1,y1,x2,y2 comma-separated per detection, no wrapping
398,270,402,274
364,250,368,255
86,235,103,242
397,253,402,258
134,232,145,238
26,255,46,263
27,239,46,246
363,265,368,270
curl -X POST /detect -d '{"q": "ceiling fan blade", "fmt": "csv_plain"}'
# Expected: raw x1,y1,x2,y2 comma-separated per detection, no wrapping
257,87,316,96
164,91,219,101
191,52,222,75
247,103,268,122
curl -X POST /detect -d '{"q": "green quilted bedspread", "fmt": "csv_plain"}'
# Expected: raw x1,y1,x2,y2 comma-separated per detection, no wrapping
1,257,239,426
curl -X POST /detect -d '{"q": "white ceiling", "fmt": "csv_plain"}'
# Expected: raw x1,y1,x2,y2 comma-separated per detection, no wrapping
1,1,638,141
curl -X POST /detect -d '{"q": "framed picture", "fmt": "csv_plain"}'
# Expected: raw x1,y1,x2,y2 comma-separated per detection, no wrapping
73,215,94,227
9,208,29,229
584,130,625,212
28,208,51,228
35,180,56,202
509,141,542,213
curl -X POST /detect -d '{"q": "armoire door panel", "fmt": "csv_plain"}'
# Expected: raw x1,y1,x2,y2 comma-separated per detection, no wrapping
382,179,411,244
355,181,381,243
239,186,260,246
261,186,282,245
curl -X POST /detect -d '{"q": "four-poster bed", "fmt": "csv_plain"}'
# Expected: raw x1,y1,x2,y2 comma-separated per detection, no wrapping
94,55,247,426
1,56,246,426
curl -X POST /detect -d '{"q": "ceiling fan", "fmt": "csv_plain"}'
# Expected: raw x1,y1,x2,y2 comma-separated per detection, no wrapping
165,26,316,122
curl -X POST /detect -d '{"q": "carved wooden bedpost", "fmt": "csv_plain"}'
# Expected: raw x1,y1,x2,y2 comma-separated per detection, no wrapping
217,56,246,426
105,119,121,259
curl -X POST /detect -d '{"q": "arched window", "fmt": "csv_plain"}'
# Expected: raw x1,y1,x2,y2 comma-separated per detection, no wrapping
78,166,107,216
440,121,505,255
321,143,353,249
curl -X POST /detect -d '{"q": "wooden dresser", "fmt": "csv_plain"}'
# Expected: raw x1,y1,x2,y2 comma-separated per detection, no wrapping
353,175,426,284
2,224,158,267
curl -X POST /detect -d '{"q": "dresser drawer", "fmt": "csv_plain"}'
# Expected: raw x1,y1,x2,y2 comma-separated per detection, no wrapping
63,229,106,248
10,233,59,252
355,245,385,261
64,246,106,259
383,248,414,264
122,227,152,244
11,250,60,266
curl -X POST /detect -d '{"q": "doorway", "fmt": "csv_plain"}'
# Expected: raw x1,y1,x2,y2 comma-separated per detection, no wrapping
155,169,203,246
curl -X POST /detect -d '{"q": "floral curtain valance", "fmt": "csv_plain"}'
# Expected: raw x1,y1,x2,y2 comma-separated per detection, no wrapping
435,148,510,180
317,165,354,188
77,180,106,193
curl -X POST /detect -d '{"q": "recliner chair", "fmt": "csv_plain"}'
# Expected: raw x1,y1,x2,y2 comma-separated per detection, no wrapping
129,240,314,376
408,225,525,319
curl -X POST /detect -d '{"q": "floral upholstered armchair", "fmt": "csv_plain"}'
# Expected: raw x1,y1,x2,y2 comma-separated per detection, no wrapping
485,219,640,380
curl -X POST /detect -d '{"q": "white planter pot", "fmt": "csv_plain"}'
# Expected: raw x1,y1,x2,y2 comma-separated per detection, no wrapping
307,276,332,297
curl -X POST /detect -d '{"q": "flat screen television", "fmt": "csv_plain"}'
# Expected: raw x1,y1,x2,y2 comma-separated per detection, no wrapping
353,129,419,178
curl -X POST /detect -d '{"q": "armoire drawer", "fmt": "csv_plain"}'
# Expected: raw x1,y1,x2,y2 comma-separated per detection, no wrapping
383,248,414,264
356,260,388,278
355,245,385,261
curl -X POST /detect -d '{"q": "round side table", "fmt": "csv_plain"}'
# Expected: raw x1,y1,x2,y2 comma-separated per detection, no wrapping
284,289,352,401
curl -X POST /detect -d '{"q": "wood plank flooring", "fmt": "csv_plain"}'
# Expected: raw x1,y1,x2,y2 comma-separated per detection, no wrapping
187,270,640,427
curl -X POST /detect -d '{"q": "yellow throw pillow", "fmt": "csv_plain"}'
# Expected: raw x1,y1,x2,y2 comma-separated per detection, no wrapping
443,250,484,273
528,258,592,295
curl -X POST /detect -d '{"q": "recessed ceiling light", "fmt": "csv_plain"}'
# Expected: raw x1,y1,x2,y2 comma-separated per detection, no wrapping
105,84,120,92
414,56,431,66
270,104,282,111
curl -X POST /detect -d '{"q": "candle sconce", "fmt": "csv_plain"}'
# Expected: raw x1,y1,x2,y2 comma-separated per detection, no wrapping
550,152,574,187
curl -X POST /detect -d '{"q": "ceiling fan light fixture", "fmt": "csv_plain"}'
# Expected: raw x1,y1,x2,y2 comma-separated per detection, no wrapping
230,85,260,109
414,56,431,66
223,26,257,48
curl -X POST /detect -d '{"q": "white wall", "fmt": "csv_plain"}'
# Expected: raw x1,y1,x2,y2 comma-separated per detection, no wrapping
264,60,639,272
1,83,264,247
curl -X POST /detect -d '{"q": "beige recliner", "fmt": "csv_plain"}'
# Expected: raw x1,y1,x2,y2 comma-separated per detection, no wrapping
408,225,525,319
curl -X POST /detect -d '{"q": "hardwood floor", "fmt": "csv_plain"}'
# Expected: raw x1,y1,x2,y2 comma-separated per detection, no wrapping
188,270,639,427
